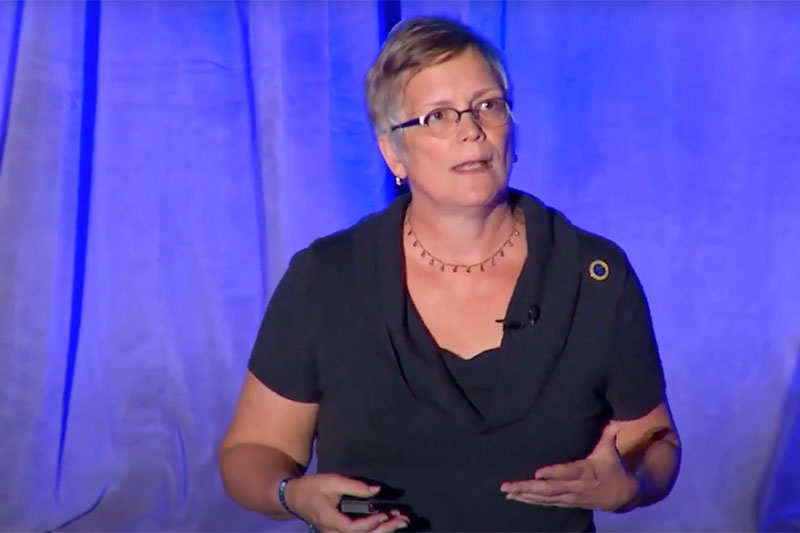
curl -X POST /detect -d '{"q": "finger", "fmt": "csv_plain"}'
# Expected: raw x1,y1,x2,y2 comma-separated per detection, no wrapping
369,516,410,533
502,467,587,491
502,479,573,497
506,493,562,507
331,509,410,533
533,461,587,481
319,507,373,533
329,475,382,498
345,513,391,532
508,496,581,509
319,516,355,533
601,421,622,440
507,492,585,509
594,423,622,456
387,509,411,522
509,491,577,505
507,478,599,498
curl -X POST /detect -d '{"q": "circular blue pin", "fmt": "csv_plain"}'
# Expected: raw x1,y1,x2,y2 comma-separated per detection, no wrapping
589,259,609,281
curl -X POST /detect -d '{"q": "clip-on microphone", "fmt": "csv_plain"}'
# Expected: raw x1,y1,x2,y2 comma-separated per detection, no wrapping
495,305,541,331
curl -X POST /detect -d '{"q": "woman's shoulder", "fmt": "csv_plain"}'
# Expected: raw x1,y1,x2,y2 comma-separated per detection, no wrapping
293,194,410,274
514,188,632,280
573,226,629,272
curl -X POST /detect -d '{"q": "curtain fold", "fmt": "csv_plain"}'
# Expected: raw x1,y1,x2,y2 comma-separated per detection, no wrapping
0,1,92,529
759,351,800,532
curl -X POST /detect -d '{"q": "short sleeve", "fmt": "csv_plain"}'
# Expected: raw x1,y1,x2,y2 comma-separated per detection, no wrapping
605,258,666,420
248,249,321,403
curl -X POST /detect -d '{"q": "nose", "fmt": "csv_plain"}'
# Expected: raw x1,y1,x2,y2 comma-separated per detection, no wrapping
457,112,485,142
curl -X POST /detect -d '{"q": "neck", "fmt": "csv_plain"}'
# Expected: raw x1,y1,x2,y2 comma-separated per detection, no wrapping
406,190,516,265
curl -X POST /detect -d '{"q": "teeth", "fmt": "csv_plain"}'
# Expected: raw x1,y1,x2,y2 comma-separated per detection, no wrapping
455,161,486,171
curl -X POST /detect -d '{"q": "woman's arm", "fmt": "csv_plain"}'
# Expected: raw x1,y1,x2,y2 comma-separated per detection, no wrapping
219,371,318,519
501,400,681,512
220,443,306,518
220,373,409,532
612,401,681,511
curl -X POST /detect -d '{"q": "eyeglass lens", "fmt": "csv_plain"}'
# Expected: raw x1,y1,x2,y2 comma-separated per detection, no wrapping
424,98,509,137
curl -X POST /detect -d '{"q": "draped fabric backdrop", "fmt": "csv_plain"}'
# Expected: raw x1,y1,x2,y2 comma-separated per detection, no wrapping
1,1,798,531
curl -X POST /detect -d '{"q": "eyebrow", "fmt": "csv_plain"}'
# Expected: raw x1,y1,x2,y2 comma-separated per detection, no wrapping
420,87,502,111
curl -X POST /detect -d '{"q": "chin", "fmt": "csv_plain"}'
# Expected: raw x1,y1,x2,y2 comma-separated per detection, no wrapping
453,179,506,207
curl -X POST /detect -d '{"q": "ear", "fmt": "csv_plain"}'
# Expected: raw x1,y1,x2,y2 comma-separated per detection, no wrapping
377,134,408,179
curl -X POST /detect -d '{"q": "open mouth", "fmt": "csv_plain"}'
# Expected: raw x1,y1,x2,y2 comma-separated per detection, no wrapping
452,159,491,172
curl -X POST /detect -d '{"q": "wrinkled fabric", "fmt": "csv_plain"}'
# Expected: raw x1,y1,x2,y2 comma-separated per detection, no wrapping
759,354,800,532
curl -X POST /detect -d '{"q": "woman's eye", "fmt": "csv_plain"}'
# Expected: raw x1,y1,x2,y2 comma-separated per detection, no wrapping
479,99,498,111
428,110,446,122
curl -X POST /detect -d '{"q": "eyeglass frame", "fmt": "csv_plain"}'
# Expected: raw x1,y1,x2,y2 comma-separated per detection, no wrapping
388,97,513,136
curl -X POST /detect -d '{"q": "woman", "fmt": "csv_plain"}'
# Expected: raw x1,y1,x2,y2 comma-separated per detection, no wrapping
219,16,680,533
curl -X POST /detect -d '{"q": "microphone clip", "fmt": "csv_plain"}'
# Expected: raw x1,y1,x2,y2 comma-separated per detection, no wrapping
496,305,540,331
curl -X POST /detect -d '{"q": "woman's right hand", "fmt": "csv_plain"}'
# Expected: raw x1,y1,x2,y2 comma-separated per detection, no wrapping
284,474,410,533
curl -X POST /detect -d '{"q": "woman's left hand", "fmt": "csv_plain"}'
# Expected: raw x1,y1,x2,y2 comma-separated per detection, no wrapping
500,423,640,512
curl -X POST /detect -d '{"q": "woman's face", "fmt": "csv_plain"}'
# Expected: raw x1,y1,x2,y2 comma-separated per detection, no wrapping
379,47,513,209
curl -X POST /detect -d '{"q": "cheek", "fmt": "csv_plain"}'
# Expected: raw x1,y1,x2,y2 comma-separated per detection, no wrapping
405,139,451,170
489,130,512,169
495,127,513,153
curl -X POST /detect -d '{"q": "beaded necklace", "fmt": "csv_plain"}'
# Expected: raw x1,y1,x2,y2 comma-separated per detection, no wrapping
405,209,521,273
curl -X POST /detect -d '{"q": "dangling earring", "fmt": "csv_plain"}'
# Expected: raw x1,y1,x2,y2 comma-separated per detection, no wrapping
512,153,519,163
395,175,406,187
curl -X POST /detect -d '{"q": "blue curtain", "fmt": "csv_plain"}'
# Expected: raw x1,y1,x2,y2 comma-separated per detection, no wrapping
0,1,798,530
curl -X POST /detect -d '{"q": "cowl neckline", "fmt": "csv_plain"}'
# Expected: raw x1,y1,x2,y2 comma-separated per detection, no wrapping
370,189,581,434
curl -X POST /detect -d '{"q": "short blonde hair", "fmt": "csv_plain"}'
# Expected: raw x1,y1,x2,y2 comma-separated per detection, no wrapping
365,16,511,136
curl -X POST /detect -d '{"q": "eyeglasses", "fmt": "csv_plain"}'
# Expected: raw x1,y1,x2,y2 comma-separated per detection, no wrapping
389,97,512,138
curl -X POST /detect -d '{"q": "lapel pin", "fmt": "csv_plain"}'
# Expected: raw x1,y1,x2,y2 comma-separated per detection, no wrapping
589,259,610,281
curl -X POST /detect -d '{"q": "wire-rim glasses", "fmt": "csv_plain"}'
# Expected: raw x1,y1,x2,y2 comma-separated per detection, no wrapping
389,97,512,138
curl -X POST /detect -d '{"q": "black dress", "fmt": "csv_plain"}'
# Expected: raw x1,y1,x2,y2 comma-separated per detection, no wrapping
248,190,666,532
